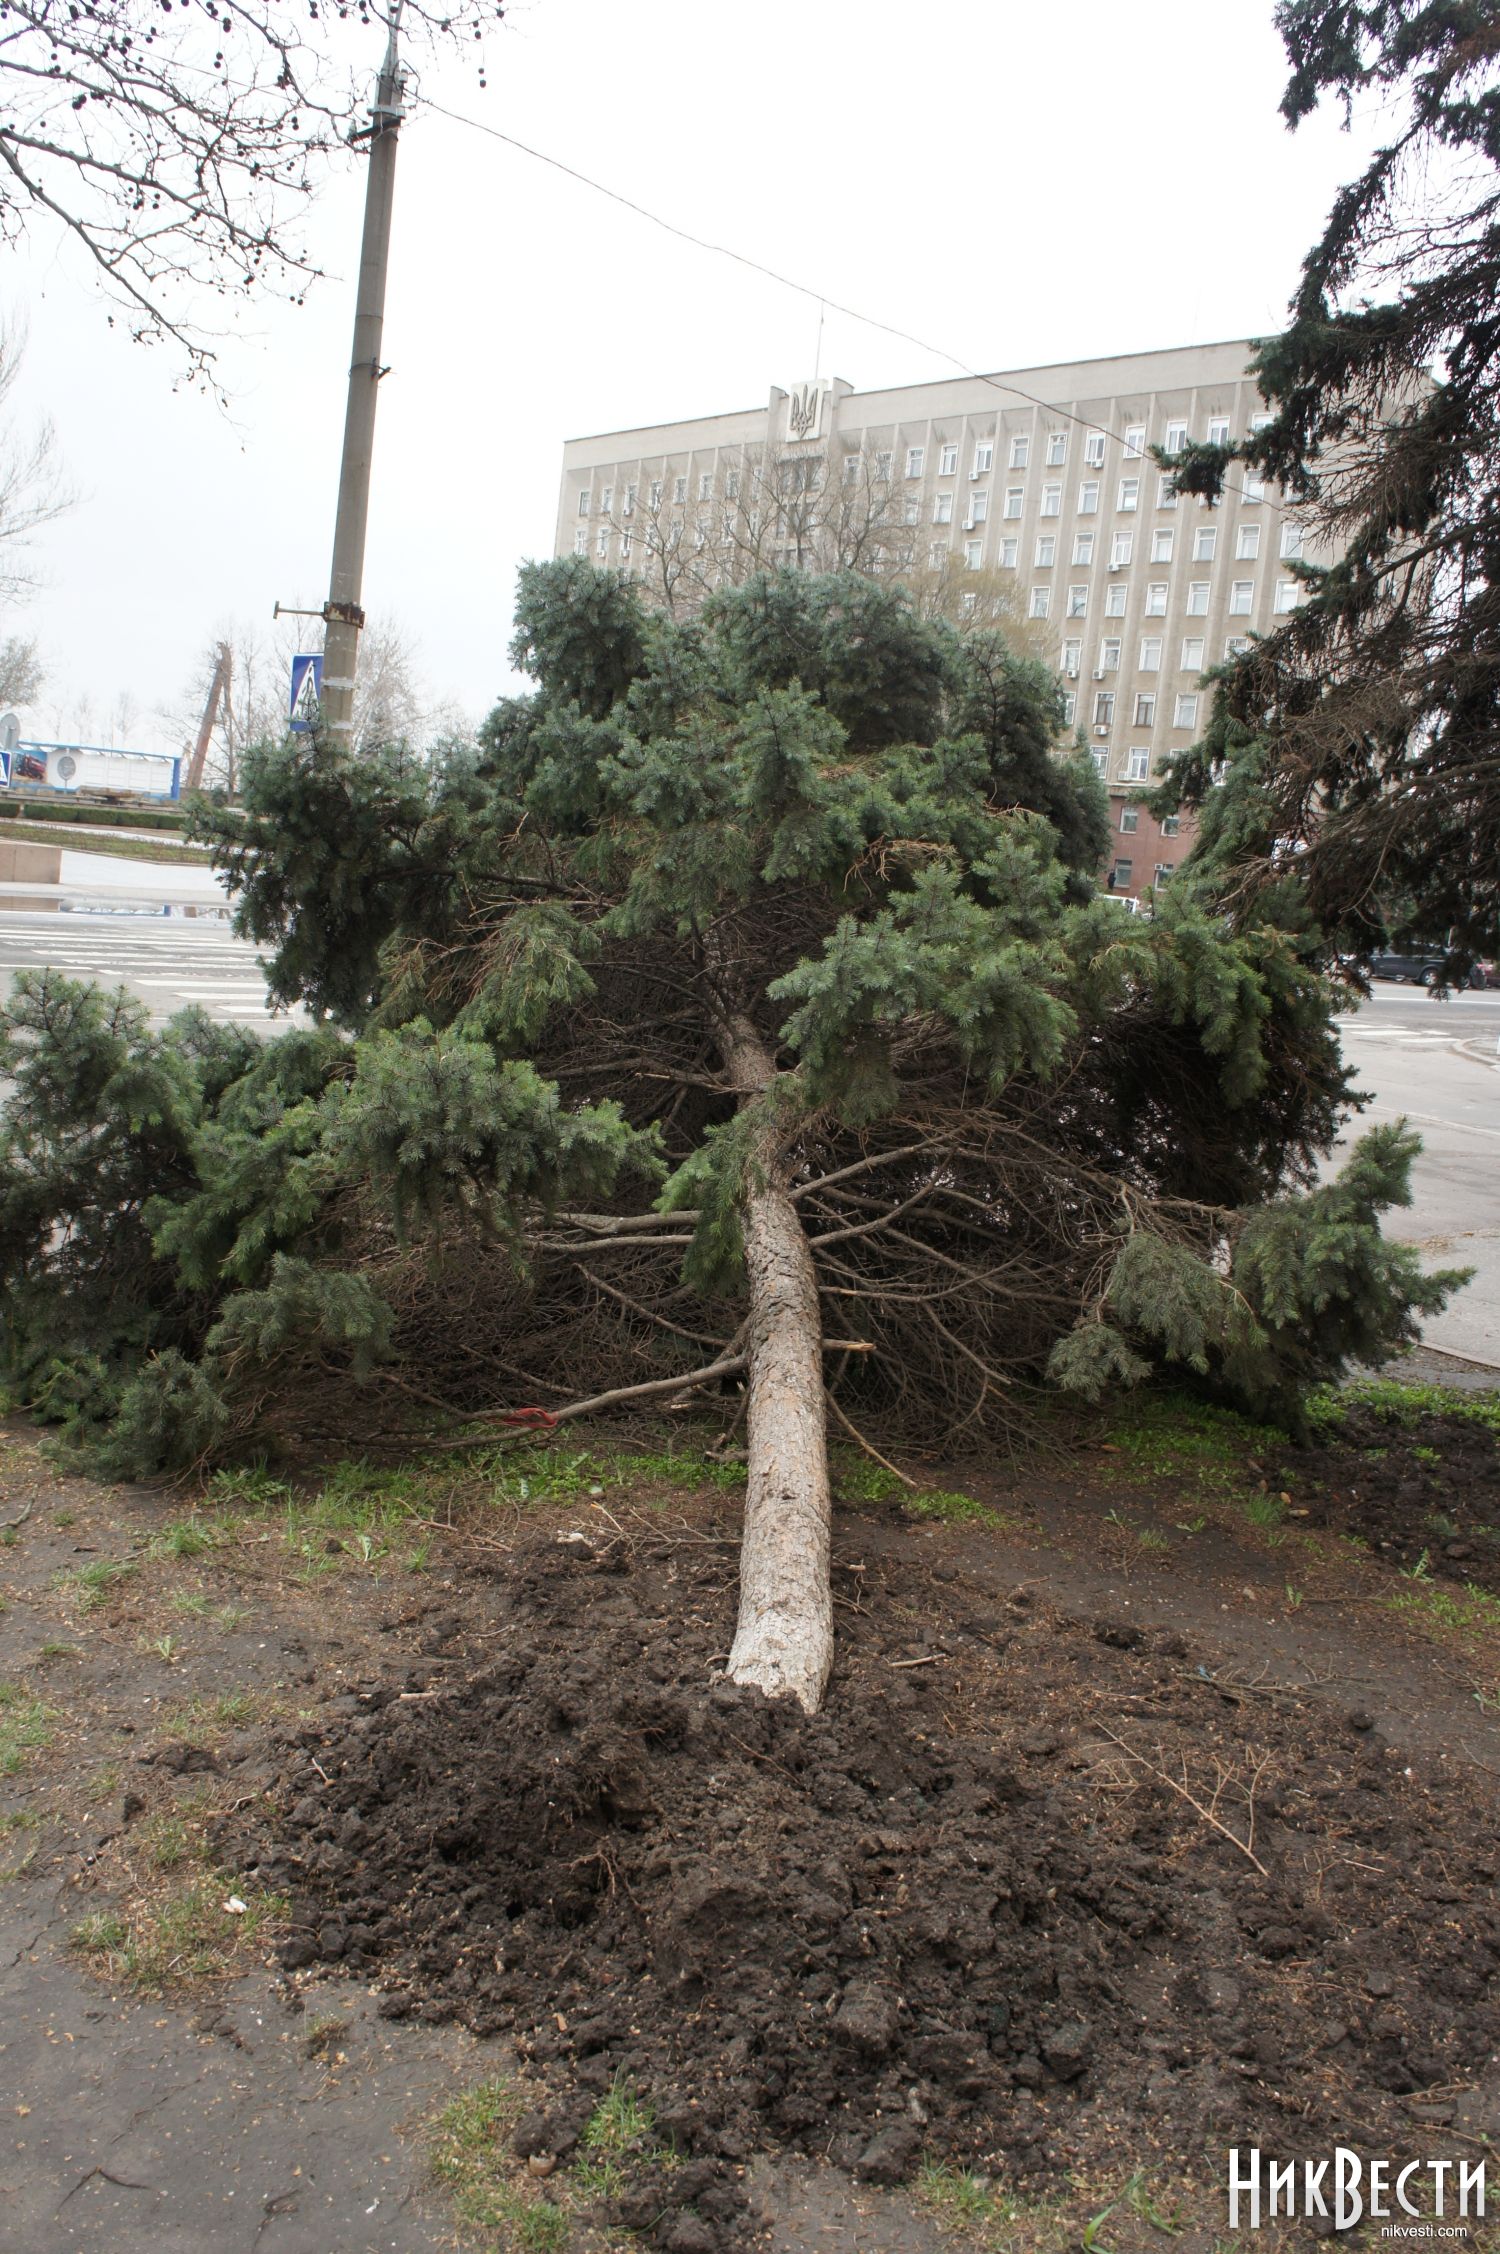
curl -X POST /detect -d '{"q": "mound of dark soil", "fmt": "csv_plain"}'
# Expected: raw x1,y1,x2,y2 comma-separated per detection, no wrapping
234,1523,1500,2250
1297,1405,1500,1590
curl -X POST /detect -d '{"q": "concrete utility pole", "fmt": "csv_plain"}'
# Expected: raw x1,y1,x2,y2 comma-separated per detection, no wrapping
320,4,406,745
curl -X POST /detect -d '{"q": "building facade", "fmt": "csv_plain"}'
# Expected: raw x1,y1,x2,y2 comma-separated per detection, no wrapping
554,342,1312,903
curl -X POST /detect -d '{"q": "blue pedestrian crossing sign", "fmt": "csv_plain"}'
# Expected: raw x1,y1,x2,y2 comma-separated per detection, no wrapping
289,653,324,735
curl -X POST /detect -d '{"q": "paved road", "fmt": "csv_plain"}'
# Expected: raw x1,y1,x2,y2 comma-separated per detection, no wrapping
1335,984,1500,1367
0,905,287,1030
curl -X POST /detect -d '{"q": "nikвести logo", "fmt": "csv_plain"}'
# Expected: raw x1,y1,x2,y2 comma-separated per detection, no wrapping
1229,2148,1488,2232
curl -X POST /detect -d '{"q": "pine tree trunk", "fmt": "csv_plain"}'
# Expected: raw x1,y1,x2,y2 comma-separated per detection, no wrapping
719,1013,833,1713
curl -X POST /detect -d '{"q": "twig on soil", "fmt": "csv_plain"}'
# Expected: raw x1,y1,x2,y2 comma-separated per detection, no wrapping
825,1390,918,1491
1095,1725,1270,1877
0,1499,32,1532
888,1654,942,1669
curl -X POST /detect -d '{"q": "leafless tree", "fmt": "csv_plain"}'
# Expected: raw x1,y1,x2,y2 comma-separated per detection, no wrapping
0,2,501,382
612,443,915,619
0,635,43,708
0,318,70,605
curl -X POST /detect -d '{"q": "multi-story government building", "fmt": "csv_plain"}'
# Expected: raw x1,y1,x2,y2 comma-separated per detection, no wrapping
553,341,1312,904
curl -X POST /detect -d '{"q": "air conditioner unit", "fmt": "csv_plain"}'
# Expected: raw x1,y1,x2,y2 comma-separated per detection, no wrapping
1093,725,1111,738
1092,666,1106,679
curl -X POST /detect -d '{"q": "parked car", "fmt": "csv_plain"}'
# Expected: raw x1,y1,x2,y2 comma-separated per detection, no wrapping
1366,947,1489,988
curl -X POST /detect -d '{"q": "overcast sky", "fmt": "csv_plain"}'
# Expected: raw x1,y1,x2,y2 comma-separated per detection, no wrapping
4,0,1389,757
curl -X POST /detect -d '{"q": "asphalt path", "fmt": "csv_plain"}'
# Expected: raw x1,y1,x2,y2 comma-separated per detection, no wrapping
1333,982,1500,1369
2,907,1497,1368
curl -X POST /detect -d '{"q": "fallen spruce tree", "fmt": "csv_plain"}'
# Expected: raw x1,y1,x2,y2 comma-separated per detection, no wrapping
0,564,1462,1709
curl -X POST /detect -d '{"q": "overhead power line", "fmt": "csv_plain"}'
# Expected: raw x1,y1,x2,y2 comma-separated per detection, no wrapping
421,95,1285,517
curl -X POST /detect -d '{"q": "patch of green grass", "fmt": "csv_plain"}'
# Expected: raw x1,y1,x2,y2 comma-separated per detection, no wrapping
831,1446,903,1502
1243,1492,1288,1530
158,1688,274,1745
52,1509,76,1529
204,1465,294,1510
1104,1394,1287,1501
151,1519,221,1561
36,1641,76,1661
0,1682,55,1776
905,1488,1011,1528
1412,1444,1443,1468
572,2074,675,2205
1306,1376,1500,1437
57,1555,139,1610
916,2160,1068,2250
1137,1528,1171,1552
140,1812,208,1872
430,2079,569,2250
68,1875,287,1991
1387,1579,1500,1645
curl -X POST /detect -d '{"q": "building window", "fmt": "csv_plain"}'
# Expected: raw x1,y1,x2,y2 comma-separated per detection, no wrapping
1092,749,1109,778
726,470,740,498
1280,522,1304,559
1118,477,1140,512
1193,526,1217,562
573,528,587,554
1061,689,1077,726
1035,534,1056,566
1110,530,1134,567
622,530,633,558
1047,430,1067,465
1111,857,1133,888
1181,636,1205,672
1234,521,1259,560
1164,419,1187,453
596,528,608,557
1061,638,1081,676
1173,693,1199,729
968,490,989,523
600,484,614,513
577,490,591,517
1005,486,1025,519
699,472,713,501
939,442,959,476
975,439,994,473
1157,475,1178,509
1229,579,1254,615
1119,806,1139,833
1008,435,1028,469
1145,582,1168,616
1274,579,1300,612
647,478,662,508
1072,531,1095,565
934,492,954,524
1242,469,1265,501
929,542,947,568
875,451,893,480
902,499,920,525
1104,584,1127,617
960,591,977,614
1123,423,1146,459
1084,431,1106,468
1150,528,1174,563
1186,581,1210,615
1139,637,1162,671
1155,862,1176,885
1225,634,1251,657
964,538,982,567
906,445,925,478
1094,691,1116,725
1126,745,1151,779
843,454,862,486
624,483,637,515
674,476,687,504
1030,585,1052,619
1067,583,1088,616
1100,637,1122,671
999,536,1019,567
1208,415,1230,445
1037,482,1060,517
1162,813,1181,835
1078,479,1100,514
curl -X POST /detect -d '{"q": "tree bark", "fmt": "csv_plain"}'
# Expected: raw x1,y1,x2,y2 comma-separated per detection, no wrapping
718,1012,833,1712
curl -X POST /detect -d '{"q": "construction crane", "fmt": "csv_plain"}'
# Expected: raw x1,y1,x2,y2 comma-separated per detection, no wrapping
184,642,232,793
